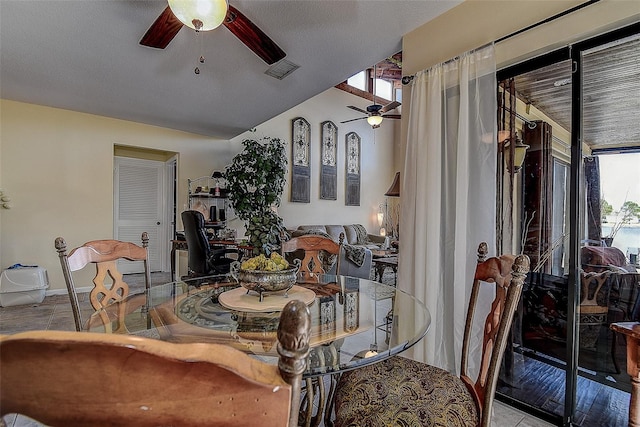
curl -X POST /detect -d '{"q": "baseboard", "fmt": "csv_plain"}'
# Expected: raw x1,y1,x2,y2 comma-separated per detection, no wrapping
46,286,93,296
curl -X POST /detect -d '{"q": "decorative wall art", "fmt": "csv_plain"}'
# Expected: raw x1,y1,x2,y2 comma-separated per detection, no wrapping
290,117,311,203
320,120,338,200
319,295,337,340
343,277,360,333
345,131,361,206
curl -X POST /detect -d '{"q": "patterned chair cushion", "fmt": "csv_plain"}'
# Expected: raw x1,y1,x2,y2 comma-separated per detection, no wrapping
334,356,478,427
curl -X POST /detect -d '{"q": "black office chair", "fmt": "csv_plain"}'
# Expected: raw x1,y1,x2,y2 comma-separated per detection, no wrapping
181,210,242,280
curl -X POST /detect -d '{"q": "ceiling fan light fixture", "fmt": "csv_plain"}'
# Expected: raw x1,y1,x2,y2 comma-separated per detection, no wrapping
168,0,228,31
367,114,383,127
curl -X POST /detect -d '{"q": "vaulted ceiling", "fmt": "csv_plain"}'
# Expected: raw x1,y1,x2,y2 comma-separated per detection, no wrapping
0,1,461,139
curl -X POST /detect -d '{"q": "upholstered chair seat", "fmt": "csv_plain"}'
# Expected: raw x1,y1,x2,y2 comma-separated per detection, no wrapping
333,242,531,427
335,356,478,427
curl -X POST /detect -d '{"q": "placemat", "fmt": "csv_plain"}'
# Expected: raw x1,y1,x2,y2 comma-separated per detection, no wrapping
218,285,316,312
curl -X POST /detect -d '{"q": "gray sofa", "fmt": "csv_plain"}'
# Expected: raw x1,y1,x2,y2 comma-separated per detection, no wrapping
290,224,384,279
291,224,384,249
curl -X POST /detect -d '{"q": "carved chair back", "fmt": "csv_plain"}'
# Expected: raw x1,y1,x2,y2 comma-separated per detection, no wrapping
579,270,613,349
281,233,343,283
54,233,150,332
459,242,530,425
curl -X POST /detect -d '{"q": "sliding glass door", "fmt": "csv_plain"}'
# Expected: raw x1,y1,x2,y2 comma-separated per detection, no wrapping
495,23,640,426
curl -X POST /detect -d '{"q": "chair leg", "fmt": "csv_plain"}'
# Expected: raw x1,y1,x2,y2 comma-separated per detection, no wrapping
324,373,340,427
612,330,622,375
300,377,326,427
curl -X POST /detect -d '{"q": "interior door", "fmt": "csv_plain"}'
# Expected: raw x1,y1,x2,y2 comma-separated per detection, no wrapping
114,156,166,273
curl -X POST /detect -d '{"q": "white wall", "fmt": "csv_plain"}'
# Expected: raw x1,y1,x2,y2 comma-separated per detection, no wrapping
230,87,397,235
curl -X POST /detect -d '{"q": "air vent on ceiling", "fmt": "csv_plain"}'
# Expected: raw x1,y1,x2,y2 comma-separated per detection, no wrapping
265,59,300,80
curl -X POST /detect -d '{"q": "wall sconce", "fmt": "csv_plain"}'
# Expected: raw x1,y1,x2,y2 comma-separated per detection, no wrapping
500,131,529,173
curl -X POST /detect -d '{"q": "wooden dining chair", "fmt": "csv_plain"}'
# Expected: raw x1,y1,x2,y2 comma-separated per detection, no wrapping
281,233,344,283
333,242,530,427
579,270,621,373
54,233,151,332
0,300,311,427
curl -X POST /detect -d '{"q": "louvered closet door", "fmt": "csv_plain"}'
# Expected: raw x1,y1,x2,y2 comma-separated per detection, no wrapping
114,157,165,273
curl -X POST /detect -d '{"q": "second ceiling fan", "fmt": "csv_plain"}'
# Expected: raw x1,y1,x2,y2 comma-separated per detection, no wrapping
341,101,401,129
139,1,286,65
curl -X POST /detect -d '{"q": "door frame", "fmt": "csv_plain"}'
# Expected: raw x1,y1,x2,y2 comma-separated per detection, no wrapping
496,22,640,426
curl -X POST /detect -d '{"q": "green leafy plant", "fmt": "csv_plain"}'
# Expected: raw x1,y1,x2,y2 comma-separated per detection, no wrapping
605,200,640,240
225,137,288,255
601,199,613,219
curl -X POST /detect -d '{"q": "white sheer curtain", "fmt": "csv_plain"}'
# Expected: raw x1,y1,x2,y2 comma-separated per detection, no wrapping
399,44,497,374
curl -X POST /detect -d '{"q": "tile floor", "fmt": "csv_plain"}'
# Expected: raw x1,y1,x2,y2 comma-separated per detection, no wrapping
0,272,556,427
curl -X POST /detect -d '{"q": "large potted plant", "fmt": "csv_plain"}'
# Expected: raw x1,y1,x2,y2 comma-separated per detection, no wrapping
225,136,288,255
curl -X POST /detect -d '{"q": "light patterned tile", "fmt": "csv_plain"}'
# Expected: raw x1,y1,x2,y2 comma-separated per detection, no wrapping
493,401,526,426
517,415,557,427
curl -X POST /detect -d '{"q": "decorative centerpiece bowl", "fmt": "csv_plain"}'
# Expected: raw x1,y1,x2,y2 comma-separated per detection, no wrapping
230,257,300,302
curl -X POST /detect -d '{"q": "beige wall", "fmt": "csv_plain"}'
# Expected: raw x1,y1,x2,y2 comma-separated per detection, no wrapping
0,100,231,292
400,0,640,171
0,86,396,293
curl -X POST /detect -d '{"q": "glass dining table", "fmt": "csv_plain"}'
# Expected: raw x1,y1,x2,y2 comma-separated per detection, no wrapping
86,274,430,426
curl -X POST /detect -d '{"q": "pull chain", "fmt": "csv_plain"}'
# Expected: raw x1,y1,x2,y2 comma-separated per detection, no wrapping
194,30,205,75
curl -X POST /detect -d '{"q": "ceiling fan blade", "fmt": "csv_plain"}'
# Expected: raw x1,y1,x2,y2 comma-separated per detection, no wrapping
382,101,401,113
340,117,368,124
382,114,401,119
223,5,286,65
347,106,368,115
140,6,184,49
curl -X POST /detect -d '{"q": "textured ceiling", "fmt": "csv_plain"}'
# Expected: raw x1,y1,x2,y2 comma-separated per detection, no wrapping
0,0,461,139
514,34,640,152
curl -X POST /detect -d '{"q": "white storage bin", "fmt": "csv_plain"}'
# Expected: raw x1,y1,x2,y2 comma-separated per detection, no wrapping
0,267,49,307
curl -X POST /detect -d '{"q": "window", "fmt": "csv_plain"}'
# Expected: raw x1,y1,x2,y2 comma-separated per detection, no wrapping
337,53,402,104
347,71,366,91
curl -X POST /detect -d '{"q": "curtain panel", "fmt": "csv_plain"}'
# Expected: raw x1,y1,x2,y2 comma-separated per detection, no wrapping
399,44,497,375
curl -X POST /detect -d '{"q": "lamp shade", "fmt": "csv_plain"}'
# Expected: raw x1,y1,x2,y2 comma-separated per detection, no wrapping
367,115,383,127
168,0,228,31
384,172,400,197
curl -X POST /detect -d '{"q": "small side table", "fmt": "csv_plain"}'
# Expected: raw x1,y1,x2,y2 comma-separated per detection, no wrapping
610,322,640,427
373,256,398,286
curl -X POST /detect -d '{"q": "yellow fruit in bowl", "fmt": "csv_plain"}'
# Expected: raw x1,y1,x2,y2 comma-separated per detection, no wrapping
241,253,289,271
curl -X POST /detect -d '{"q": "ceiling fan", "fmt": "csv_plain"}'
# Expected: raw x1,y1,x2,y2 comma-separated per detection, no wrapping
140,1,286,65
341,101,401,129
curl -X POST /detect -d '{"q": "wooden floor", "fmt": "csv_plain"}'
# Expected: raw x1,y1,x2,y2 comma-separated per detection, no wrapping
497,346,630,426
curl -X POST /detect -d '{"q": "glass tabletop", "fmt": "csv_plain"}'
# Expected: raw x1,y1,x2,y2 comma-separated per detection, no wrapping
86,274,430,378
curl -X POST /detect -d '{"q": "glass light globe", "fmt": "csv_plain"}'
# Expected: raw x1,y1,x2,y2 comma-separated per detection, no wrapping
168,0,228,31
367,114,383,127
